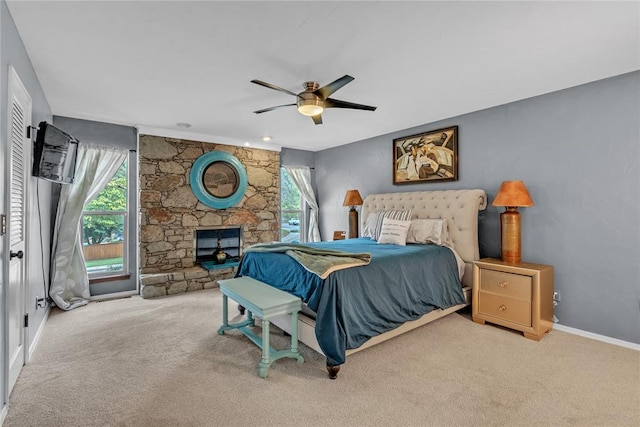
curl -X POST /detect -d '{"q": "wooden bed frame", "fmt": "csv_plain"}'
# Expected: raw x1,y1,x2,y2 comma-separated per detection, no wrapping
269,189,487,378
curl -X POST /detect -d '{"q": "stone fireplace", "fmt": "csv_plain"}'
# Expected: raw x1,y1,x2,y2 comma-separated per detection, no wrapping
138,135,280,298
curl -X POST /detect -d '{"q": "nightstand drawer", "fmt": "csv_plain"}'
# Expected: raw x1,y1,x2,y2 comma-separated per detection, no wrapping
478,292,531,326
480,269,532,300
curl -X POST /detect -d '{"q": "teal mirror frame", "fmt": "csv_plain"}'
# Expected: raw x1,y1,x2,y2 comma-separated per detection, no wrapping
189,151,247,209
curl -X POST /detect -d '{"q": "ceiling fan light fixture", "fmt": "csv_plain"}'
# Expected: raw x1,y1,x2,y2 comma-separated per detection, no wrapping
297,103,324,117
297,92,324,116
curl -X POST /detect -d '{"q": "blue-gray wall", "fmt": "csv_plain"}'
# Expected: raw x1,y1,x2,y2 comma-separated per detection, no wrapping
1,0,53,406
53,116,137,151
280,148,316,169
312,71,640,345
52,116,138,296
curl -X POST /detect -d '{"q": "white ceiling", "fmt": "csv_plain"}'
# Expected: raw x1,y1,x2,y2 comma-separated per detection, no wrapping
7,1,639,152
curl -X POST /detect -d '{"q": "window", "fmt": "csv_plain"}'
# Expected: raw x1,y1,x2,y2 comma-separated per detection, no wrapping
82,160,128,279
280,167,305,243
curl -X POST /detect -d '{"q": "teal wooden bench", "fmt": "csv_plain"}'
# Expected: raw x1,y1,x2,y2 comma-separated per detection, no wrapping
217,276,304,378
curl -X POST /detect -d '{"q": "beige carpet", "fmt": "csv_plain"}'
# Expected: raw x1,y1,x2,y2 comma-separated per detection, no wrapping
4,288,639,427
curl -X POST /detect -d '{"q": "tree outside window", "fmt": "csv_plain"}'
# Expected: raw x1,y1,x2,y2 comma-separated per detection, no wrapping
82,160,128,277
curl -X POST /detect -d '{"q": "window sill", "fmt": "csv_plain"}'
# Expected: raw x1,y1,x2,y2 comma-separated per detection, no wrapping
89,274,131,285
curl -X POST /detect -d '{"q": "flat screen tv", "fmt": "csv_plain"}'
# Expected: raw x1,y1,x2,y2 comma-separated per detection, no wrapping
32,121,78,184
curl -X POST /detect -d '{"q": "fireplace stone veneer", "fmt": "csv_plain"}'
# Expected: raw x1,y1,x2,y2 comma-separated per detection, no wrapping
138,135,280,298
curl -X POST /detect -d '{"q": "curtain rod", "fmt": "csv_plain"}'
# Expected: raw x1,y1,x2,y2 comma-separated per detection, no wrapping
283,165,314,169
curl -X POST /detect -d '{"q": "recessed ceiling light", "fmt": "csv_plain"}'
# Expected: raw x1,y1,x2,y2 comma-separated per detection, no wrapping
244,142,251,146
176,122,192,128
262,136,272,142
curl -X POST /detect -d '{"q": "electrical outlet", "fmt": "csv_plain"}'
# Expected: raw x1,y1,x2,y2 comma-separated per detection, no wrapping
35,297,46,309
553,291,561,302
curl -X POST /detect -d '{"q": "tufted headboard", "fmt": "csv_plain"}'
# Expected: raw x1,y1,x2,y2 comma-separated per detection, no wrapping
361,189,487,287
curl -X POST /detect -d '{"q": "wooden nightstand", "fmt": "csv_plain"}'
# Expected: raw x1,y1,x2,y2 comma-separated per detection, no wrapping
472,258,554,341
333,230,346,241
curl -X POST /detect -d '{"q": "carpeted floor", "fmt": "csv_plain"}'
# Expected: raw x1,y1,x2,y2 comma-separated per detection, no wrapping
4,288,639,426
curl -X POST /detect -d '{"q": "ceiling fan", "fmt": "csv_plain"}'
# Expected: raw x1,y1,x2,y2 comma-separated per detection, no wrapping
251,75,377,125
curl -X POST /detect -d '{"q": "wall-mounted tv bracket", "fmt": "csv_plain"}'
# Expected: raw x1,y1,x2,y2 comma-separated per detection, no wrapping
26,125,38,139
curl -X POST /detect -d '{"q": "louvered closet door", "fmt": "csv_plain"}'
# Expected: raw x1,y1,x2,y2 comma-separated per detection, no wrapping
6,66,32,395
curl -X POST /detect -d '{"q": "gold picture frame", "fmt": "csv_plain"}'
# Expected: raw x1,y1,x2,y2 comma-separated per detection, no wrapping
393,126,458,184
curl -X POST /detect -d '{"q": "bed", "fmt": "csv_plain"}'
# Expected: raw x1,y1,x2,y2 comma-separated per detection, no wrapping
237,189,487,378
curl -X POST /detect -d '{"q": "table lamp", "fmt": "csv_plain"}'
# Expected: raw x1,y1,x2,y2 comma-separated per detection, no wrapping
343,189,364,238
492,181,534,264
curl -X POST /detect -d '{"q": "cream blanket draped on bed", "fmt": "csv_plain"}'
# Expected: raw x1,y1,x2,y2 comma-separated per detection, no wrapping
244,243,371,279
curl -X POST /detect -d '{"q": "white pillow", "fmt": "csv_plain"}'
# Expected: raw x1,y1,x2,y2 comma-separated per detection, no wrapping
361,214,377,238
362,209,413,240
377,218,412,246
406,218,450,245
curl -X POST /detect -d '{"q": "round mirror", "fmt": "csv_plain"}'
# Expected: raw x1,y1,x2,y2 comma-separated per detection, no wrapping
203,161,240,199
190,151,247,209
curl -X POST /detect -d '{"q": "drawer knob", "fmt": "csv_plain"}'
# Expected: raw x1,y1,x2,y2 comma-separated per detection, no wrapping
499,304,507,311
499,281,508,288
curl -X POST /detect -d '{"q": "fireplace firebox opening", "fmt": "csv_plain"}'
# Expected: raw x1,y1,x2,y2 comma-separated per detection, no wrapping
195,226,242,270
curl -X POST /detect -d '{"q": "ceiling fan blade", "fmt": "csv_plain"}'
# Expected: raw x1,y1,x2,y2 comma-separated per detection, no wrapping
312,114,323,125
325,98,377,111
253,103,296,114
251,79,299,97
315,75,354,99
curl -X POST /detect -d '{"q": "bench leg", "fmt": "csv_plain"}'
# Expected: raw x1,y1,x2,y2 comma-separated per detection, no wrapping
290,312,303,364
217,294,229,335
247,310,255,327
259,319,271,378
218,295,253,334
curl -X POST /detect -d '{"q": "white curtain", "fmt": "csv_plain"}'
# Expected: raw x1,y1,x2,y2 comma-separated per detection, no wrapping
49,144,128,310
284,166,321,242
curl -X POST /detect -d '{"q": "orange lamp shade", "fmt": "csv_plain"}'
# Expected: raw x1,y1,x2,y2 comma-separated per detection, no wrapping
492,180,534,207
343,189,364,207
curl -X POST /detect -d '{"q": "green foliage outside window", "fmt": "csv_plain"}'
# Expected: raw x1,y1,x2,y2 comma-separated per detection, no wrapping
83,161,127,245
281,169,301,217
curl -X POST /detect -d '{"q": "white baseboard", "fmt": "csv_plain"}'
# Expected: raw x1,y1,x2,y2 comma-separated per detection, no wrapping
554,323,640,351
0,402,8,425
28,305,51,361
90,290,138,301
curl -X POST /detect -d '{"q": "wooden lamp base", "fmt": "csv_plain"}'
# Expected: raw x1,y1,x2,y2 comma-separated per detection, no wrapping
348,208,359,239
500,207,521,264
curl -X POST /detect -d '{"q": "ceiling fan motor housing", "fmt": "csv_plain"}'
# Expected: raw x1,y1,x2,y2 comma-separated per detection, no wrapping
302,81,320,91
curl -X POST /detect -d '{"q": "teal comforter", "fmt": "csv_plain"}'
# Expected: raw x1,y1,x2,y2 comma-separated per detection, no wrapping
237,238,464,366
